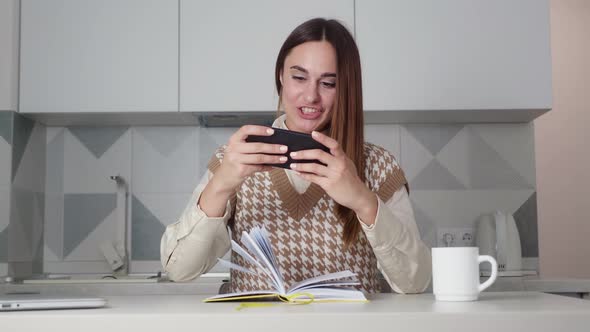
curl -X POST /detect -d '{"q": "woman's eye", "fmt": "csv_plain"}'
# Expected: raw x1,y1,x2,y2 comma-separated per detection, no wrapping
292,76,305,81
322,82,336,88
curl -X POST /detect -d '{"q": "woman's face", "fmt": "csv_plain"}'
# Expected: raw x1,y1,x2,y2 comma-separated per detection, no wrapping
280,41,337,134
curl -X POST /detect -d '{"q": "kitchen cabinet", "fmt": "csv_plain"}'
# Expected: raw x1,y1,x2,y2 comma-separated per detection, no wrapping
17,0,553,123
0,0,19,111
356,0,552,121
19,0,178,113
179,0,354,112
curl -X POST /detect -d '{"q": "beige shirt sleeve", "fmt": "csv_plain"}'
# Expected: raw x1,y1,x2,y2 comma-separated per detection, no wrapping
358,189,432,294
160,170,232,282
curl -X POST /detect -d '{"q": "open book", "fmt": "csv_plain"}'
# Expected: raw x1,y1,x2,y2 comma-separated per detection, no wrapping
204,226,368,303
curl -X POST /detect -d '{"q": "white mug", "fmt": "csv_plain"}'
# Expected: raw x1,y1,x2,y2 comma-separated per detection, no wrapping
432,247,498,301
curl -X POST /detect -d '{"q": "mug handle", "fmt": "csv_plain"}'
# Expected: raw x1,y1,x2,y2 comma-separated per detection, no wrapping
478,255,498,293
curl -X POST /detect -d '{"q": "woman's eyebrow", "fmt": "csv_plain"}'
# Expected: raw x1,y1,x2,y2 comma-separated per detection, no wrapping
290,65,336,78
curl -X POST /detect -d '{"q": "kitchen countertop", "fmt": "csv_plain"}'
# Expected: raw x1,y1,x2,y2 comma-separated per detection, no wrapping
523,278,590,294
1,292,589,332
2,275,590,297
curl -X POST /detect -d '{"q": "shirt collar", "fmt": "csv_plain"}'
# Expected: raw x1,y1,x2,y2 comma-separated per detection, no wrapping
272,113,289,130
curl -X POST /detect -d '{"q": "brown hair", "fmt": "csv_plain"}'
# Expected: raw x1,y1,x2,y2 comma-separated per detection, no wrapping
274,18,365,248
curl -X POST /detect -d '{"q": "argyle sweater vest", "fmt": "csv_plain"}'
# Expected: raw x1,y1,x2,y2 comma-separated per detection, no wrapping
207,142,408,293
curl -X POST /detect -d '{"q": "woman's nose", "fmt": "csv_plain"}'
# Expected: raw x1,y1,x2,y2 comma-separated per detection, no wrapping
304,83,320,103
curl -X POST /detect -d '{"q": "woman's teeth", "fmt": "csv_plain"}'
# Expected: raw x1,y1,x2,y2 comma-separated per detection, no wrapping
301,107,320,114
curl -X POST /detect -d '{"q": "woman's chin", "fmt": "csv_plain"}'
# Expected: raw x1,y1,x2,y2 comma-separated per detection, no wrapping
287,114,329,133
292,120,320,134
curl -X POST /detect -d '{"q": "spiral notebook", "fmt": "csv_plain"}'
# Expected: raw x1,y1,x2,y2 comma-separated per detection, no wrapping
204,226,367,303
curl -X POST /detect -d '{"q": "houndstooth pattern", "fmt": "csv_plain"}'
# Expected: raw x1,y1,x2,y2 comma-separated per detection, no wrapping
208,143,407,293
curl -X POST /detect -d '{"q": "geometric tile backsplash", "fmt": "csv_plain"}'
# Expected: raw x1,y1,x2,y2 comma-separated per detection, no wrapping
400,123,537,254
0,112,11,277
0,111,46,278
0,113,539,276
44,126,132,272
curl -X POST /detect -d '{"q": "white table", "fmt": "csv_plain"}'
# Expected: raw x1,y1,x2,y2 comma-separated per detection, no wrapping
1,292,589,332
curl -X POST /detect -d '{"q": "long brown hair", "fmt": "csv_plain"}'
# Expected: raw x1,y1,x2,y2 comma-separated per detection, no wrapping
274,18,365,248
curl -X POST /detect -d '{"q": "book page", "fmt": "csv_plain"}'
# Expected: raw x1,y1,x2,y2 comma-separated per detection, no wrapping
257,227,282,276
289,288,367,302
205,290,278,302
291,281,361,291
241,229,285,294
216,258,257,275
288,270,358,293
230,240,274,280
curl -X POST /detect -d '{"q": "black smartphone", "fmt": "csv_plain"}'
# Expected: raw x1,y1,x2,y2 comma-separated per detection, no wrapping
245,127,330,169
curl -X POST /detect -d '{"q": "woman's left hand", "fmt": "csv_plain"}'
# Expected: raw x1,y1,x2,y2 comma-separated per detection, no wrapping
290,131,378,224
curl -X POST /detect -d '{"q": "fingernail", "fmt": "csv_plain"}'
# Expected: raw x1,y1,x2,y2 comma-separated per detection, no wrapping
279,157,287,162
290,152,297,157
291,163,297,169
280,146,288,152
266,128,274,135
311,131,318,137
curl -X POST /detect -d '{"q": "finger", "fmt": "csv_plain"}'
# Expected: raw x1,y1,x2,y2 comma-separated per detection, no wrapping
290,162,330,177
294,171,328,187
234,141,287,155
238,153,288,165
289,149,335,165
311,131,342,156
230,125,275,143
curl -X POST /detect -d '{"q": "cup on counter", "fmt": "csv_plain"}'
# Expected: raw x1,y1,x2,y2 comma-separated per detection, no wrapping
431,247,498,301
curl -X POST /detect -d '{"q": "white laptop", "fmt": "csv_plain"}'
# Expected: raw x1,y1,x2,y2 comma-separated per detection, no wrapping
0,293,107,311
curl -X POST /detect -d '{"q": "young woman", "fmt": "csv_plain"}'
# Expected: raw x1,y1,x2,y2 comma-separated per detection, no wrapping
161,18,431,294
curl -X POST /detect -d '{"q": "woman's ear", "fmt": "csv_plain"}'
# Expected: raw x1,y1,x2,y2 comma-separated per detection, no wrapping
279,70,284,86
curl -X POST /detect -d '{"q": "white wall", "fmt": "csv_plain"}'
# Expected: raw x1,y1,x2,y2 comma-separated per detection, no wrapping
536,0,590,278
0,0,19,111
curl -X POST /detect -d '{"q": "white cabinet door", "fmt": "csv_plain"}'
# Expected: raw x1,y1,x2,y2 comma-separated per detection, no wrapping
180,0,354,112
0,0,19,111
356,0,552,112
20,0,178,113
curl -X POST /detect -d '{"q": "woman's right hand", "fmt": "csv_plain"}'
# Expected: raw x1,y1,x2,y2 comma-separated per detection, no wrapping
213,125,288,193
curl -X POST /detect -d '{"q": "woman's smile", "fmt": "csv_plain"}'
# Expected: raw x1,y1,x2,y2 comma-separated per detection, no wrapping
297,106,324,120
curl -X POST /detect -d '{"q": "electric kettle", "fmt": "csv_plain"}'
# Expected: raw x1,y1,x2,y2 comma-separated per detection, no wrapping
475,210,523,276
